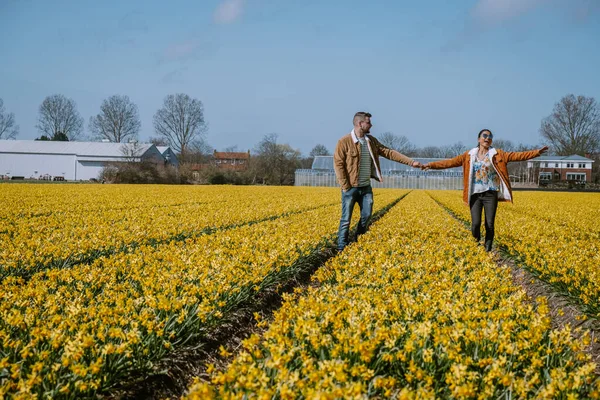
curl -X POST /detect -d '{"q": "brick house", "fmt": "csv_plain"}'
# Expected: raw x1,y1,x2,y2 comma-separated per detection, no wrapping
188,150,251,180
213,150,250,172
527,155,595,184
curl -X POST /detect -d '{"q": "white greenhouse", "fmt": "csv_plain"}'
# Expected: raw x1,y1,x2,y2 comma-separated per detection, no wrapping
295,156,464,190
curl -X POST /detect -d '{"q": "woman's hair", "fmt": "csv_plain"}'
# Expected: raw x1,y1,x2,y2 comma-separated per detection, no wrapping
477,129,493,148
478,129,492,138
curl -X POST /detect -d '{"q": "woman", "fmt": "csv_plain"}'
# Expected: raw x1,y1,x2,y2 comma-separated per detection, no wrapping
422,129,548,252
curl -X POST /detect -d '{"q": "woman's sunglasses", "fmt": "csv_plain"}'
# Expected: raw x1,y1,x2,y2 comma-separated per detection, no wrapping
482,133,493,139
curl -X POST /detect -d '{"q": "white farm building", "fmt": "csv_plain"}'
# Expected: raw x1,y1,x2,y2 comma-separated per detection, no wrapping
0,140,173,181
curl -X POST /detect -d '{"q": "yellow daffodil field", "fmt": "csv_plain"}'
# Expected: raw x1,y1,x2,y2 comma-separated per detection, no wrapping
185,190,600,399
1,185,599,399
0,185,346,279
429,191,600,317
0,184,403,398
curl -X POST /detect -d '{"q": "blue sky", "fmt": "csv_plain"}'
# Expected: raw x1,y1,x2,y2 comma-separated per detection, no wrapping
1,0,599,155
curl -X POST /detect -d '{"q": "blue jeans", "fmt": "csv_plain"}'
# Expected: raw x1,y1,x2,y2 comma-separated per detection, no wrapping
337,186,374,250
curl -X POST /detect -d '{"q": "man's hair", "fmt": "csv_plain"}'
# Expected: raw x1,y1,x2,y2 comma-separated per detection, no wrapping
353,112,372,125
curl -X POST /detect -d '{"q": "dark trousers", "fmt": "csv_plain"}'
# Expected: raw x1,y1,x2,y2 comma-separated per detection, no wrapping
469,190,498,251
337,186,373,250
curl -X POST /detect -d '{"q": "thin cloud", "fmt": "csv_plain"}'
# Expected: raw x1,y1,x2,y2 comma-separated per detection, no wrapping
118,10,149,34
163,40,201,61
158,36,218,65
161,67,188,84
214,0,245,24
571,0,600,22
58,9,148,53
471,0,548,27
443,0,598,52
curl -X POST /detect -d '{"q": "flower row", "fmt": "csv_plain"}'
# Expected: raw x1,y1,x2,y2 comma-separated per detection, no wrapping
0,187,406,398
428,191,600,317
185,191,599,399
0,186,341,279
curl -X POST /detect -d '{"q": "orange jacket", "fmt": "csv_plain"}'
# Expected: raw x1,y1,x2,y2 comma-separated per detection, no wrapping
427,147,543,205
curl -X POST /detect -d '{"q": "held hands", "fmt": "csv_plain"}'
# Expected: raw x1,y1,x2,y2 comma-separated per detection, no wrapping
420,163,431,171
411,161,422,168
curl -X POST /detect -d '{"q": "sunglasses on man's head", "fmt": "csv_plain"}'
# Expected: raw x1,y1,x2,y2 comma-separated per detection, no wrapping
482,133,493,139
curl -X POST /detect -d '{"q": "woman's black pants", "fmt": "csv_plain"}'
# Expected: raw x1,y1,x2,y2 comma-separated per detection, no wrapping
469,190,498,251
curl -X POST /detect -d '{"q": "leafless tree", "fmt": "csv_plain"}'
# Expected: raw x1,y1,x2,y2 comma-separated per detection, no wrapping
449,141,467,156
36,94,84,141
149,136,169,146
309,144,331,157
0,99,19,140
120,141,145,163
251,133,301,185
89,95,141,142
491,139,515,151
417,146,444,158
378,132,417,155
514,142,538,152
186,137,214,164
223,145,239,152
153,93,208,161
192,138,213,155
300,144,331,170
436,141,468,158
540,94,600,155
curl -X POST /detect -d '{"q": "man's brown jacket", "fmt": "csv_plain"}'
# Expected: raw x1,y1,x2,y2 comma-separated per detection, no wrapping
333,130,415,191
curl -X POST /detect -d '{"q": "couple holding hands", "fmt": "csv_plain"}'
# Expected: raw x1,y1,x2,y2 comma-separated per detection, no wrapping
333,111,548,252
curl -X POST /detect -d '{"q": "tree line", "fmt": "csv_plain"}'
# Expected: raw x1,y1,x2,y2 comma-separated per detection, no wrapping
1,93,599,177
0,94,208,163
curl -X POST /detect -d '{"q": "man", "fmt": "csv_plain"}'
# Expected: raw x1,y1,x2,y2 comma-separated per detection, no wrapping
333,111,420,251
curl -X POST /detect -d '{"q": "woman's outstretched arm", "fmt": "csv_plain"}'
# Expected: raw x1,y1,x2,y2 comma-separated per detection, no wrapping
503,146,549,162
422,152,467,170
